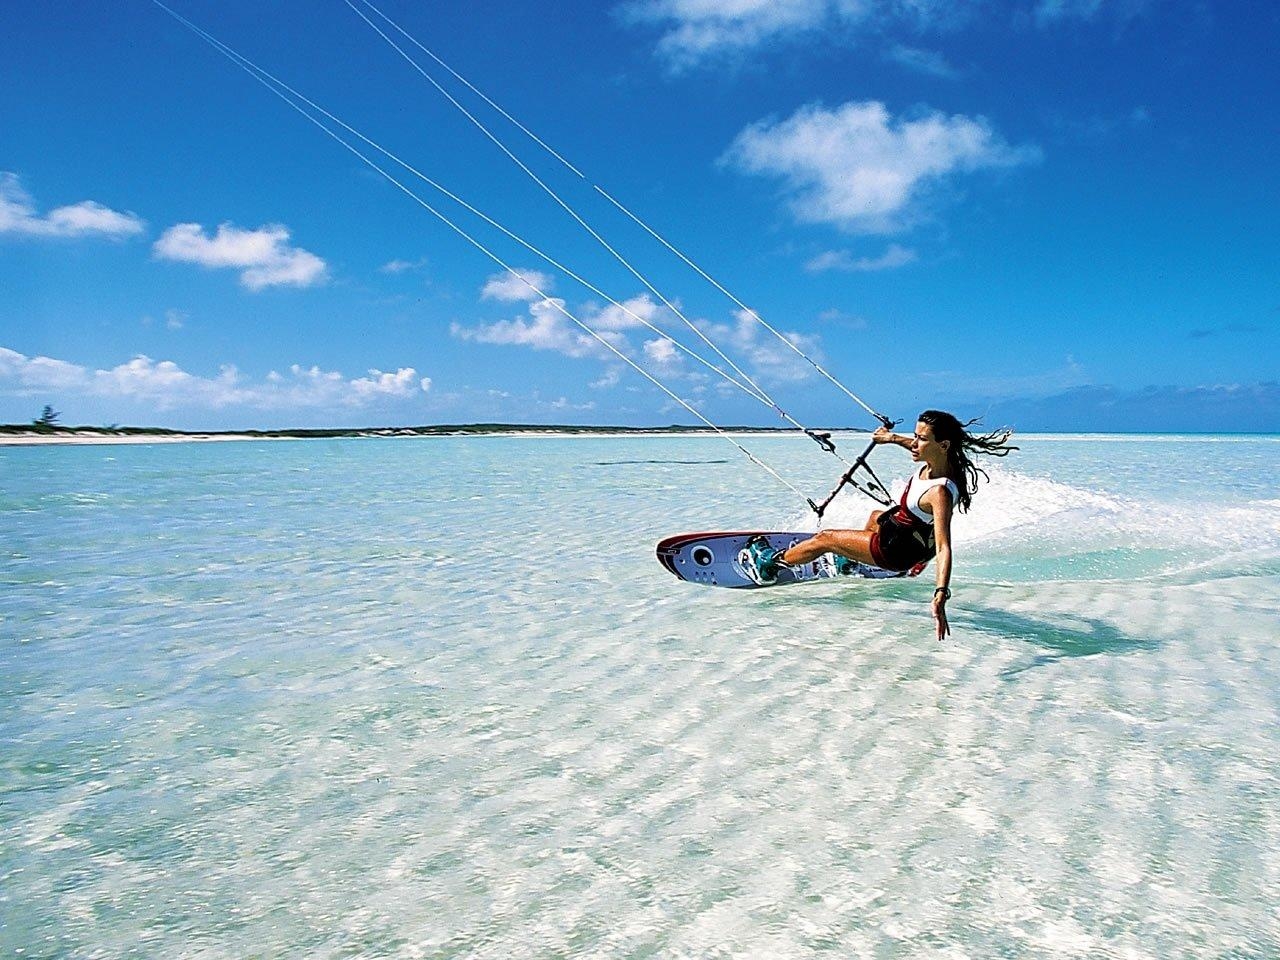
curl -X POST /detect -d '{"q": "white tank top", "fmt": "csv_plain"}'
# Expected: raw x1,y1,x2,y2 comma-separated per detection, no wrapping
902,466,959,524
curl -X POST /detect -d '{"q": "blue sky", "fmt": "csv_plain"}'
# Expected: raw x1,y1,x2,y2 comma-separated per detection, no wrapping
2,0,1277,431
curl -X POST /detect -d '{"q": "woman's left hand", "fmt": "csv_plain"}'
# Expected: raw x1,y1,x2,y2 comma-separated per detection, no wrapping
932,593,950,640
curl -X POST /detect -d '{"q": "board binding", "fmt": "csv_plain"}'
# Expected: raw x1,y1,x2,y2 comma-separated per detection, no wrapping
656,530,911,589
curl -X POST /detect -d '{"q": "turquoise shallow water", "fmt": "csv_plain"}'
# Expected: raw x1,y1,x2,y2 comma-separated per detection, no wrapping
2,434,1279,958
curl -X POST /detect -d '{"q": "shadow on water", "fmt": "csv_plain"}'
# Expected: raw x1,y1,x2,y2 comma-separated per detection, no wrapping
718,582,1160,672
960,605,1159,677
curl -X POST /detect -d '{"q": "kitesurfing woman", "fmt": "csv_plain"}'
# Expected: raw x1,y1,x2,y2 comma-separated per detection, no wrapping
746,410,1016,639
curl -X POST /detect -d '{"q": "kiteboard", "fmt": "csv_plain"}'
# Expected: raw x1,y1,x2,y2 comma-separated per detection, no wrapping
655,531,911,590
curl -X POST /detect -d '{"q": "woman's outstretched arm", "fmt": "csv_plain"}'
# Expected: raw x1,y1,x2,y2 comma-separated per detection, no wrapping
873,426,915,450
927,486,954,641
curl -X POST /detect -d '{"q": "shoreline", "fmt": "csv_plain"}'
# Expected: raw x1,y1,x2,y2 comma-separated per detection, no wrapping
0,424,849,447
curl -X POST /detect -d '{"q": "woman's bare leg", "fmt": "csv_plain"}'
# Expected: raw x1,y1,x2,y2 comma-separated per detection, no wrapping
779,529,878,566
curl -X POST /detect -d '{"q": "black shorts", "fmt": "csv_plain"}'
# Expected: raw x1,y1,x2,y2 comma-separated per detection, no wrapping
870,510,935,571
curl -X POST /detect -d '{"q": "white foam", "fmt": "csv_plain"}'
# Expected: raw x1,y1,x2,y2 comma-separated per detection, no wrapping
800,461,1280,563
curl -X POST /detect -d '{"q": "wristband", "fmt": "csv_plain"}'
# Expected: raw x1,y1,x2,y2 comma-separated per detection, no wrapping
934,587,951,600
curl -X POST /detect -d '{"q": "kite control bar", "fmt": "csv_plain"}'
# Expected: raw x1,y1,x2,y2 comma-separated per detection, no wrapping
811,417,898,518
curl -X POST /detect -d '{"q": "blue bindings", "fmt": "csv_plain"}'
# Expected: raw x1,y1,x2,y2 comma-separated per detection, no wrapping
738,535,786,585
832,554,859,576
736,535,867,584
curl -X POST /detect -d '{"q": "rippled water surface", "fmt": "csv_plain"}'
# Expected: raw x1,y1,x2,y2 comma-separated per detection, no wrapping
2,434,1278,958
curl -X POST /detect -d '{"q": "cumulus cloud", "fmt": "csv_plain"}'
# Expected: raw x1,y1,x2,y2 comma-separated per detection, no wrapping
585,294,668,332
153,222,328,291
0,346,429,412
453,290,672,361
806,243,917,272
452,298,618,359
644,337,681,365
724,101,1040,233
454,267,825,392
480,268,556,302
0,172,145,239
0,348,86,389
350,367,430,398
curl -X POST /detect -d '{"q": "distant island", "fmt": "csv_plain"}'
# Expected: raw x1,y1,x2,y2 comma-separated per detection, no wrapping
1,422,865,444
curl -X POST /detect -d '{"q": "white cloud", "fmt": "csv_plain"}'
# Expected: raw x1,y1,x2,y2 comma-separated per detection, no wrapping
698,309,822,384
0,347,85,389
153,222,328,291
885,44,960,78
724,101,1040,233
454,277,821,389
624,0,982,68
806,243,917,272
644,337,681,365
349,367,431,399
93,356,231,406
453,289,673,361
585,294,666,332
625,0,830,68
547,395,597,412
480,268,556,302
452,298,617,359
590,368,624,389
625,0,1121,66
0,347,429,412
0,172,145,239
380,257,428,274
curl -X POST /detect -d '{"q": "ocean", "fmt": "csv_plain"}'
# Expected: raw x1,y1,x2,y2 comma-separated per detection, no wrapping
2,433,1278,958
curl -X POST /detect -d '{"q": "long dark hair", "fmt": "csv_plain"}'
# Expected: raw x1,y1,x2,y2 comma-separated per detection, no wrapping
918,410,1017,513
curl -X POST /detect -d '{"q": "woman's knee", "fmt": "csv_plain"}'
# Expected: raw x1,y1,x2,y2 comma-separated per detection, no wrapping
811,529,839,551
814,529,862,555
817,528,875,564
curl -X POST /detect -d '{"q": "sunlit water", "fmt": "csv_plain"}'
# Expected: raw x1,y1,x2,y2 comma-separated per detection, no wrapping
2,434,1278,958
